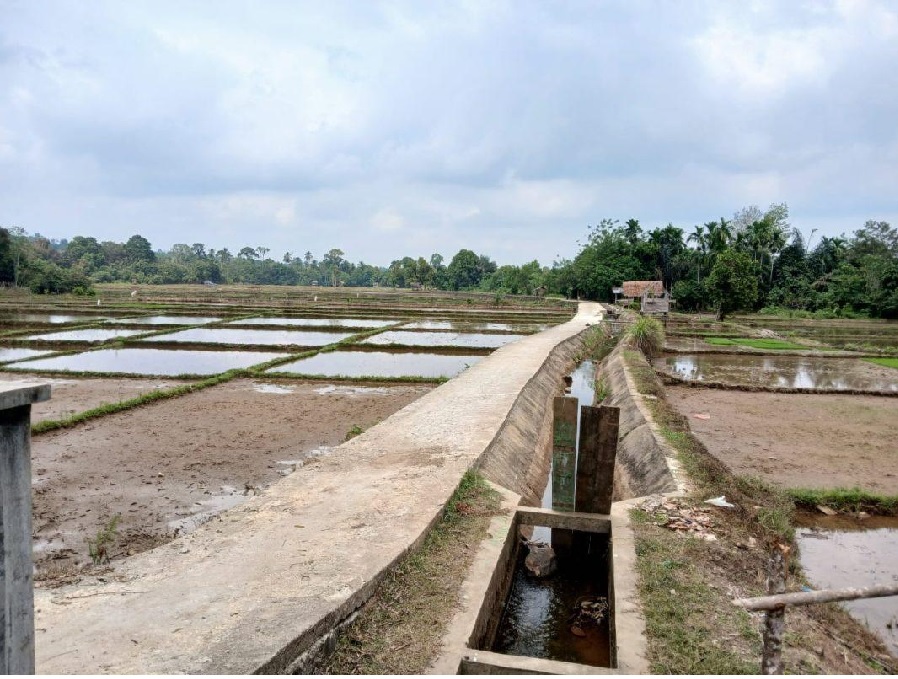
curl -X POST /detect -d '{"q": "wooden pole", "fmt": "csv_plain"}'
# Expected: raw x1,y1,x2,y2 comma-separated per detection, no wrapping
760,543,789,675
0,383,50,675
734,583,898,611
575,405,619,515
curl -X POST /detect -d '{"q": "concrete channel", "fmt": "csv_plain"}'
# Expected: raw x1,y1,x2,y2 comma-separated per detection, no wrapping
36,303,613,673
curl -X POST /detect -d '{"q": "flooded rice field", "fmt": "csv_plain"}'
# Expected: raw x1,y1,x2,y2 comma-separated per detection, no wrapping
656,354,898,393
397,320,548,333
0,347,53,363
107,315,221,325
25,328,148,342
361,330,525,348
0,313,109,324
140,327,354,346
795,513,898,656
226,317,396,328
8,347,287,376
267,349,483,379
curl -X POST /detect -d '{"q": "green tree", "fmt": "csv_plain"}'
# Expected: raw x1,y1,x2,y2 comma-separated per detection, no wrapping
124,235,155,263
447,249,481,290
706,249,759,320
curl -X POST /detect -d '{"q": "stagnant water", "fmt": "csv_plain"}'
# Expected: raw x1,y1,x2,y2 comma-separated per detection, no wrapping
0,347,53,363
491,533,611,667
106,315,221,325
795,513,898,656
227,317,397,328
266,349,483,379
398,320,549,333
25,328,147,342
141,327,354,346
656,354,898,392
9,347,287,376
361,330,525,349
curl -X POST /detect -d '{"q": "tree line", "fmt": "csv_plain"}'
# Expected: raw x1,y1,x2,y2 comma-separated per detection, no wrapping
1,203,896,318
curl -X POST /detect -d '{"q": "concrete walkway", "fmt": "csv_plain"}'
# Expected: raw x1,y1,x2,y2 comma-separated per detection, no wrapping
35,303,602,674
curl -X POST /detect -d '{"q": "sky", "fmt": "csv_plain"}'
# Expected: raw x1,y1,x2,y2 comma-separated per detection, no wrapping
2,1,897,266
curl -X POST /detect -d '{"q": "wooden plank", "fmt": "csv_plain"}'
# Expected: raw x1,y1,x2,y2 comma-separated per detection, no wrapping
575,405,619,515
734,583,898,611
515,506,611,533
551,397,578,513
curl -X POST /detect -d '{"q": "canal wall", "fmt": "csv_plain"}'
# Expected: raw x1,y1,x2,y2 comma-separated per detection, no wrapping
34,303,604,674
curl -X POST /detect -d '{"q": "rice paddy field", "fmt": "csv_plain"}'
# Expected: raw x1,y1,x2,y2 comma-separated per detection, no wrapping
0,283,574,576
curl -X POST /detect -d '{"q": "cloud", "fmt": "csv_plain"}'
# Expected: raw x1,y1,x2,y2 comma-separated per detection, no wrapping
1,1,897,265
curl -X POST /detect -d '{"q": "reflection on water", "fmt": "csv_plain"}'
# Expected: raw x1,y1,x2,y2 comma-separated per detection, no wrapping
362,330,524,348
0,313,108,324
26,328,146,342
657,354,898,392
492,536,610,667
108,316,220,325
266,349,483,378
9,348,287,376
796,520,898,656
142,328,353,346
0,347,53,363
398,320,548,333
228,317,396,328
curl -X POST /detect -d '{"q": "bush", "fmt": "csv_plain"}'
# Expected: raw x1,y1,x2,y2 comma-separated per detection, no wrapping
627,316,665,358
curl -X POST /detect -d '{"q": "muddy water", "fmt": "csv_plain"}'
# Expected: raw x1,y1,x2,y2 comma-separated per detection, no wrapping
656,354,898,392
0,347,53,363
9,347,287,376
227,317,396,328
108,315,220,325
0,313,109,324
141,327,353,346
266,349,483,379
362,330,525,348
26,328,147,342
492,535,611,667
795,513,898,655
398,320,548,333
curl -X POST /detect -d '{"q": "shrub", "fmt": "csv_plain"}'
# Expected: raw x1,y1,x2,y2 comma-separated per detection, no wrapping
627,316,665,358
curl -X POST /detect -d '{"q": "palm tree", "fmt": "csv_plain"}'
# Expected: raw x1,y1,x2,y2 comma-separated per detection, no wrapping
687,225,708,282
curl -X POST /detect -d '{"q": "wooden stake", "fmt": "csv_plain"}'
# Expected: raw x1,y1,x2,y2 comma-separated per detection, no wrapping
761,543,790,675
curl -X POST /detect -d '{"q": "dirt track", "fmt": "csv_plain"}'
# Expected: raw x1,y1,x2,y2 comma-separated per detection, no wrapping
31,379,430,575
668,386,898,493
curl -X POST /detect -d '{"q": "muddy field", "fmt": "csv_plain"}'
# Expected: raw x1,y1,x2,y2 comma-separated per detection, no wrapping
667,386,898,493
31,379,431,576
0,374,191,423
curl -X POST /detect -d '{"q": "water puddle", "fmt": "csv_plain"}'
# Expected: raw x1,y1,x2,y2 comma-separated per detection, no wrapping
492,533,611,667
656,354,898,392
10,347,287,376
141,328,353,346
314,384,389,396
168,486,247,534
0,347,54,363
795,513,898,655
227,317,396,328
253,383,295,394
361,330,524,348
25,328,146,342
266,349,483,379
107,315,220,325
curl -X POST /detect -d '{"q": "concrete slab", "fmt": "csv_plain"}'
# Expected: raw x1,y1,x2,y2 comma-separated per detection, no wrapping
35,303,603,674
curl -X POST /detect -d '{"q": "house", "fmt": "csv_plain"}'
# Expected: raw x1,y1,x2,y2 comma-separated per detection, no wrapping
620,280,672,315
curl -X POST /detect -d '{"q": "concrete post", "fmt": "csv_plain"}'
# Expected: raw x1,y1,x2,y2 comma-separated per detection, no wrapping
0,383,50,675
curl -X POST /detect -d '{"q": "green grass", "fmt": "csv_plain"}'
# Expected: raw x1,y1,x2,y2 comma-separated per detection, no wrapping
704,337,810,351
320,471,501,674
865,357,898,370
787,487,898,515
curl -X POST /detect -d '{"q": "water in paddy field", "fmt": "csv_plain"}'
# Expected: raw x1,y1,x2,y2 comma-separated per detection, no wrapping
361,330,525,348
140,327,353,346
656,354,898,392
0,313,109,324
226,317,397,328
794,513,898,656
25,328,147,342
492,534,611,667
0,347,54,363
397,320,550,333
266,349,483,379
106,315,220,325
8,347,287,376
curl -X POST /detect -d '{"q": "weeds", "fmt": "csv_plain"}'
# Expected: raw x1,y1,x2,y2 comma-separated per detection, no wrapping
787,487,898,515
87,515,121,565
626,316,665,358
345,424,365,441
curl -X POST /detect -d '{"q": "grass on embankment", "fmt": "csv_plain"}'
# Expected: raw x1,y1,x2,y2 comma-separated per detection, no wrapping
866,357,898,370
704,336,811,351
788,487,898,515
319,471,501,674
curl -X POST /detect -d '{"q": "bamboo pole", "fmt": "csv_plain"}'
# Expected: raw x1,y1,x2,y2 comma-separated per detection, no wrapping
734,582,898,611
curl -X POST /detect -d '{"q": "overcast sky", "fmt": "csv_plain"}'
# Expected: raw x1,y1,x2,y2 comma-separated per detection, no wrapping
2,1,897,266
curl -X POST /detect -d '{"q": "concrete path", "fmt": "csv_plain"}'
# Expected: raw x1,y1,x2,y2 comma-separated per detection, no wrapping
35,303,602,674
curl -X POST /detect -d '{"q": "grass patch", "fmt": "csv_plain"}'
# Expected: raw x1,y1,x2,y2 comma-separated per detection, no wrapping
319,471,501,674
626,316,665,358
631,513,761,674
704,337,809,351
787,487,898,515
865,357,898,370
